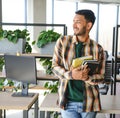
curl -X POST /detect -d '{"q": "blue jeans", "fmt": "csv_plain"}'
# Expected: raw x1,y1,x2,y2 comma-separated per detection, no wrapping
61,101,97,118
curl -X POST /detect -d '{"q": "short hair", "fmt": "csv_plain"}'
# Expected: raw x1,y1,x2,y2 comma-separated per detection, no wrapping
75,9,96,25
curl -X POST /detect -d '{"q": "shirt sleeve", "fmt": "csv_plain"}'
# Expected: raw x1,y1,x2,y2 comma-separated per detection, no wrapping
85,46,105,84
52,37,73,80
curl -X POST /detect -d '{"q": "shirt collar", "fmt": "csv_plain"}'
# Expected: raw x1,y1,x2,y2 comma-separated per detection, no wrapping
72,35,90,45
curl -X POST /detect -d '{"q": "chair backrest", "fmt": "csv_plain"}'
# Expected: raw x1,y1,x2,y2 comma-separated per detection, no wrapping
104,51,112,82
99,51,112,95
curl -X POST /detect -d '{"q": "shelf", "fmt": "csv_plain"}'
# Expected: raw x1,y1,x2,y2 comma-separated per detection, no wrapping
37,70,58,81
21,53,53,58
0,53,53,58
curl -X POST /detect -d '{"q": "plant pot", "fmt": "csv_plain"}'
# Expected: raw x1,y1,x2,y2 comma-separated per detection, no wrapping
0,38,26,54
39,42,56,55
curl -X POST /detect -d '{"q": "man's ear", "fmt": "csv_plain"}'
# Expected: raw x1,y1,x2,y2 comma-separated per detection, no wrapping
87,22,93,30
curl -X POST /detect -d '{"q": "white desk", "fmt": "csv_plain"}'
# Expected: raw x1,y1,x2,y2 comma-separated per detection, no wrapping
0,92,39,118
100,95,120,114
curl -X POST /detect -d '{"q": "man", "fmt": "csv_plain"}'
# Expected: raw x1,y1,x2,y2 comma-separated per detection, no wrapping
52,9,105,118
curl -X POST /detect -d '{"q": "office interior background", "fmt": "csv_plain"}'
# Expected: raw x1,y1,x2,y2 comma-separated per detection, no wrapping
0,0,120,54
0,1,120,118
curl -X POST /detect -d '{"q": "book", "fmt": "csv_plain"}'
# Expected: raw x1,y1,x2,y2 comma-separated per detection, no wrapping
82,60,99,75
72,55,93,68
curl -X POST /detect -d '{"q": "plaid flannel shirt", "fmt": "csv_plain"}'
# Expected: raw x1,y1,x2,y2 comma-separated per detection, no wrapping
52,35,105,112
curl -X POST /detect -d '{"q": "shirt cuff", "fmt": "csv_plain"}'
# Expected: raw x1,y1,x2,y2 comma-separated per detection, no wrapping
64,71,73,80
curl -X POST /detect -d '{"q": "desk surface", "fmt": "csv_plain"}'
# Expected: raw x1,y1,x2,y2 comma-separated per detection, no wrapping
22,53,53,58
0,92,39,110
100,95,120,114
39,93,59,111
39,93,120,114
0,53,53,58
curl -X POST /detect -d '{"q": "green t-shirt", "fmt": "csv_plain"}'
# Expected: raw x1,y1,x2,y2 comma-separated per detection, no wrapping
67,42,84,102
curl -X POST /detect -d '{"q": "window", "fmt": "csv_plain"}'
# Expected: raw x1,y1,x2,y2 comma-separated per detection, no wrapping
2,0,25,29
98,4,117,53
54,0,76,35
1,0,120,53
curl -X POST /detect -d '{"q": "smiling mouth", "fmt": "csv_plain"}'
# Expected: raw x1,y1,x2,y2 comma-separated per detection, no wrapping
73,28,77,31
73,27,79,30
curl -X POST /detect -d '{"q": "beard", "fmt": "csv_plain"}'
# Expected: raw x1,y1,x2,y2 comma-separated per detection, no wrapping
74,26,86,36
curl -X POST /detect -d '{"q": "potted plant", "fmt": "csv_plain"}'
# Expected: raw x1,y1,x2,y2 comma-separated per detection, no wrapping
39,58,53,75
0,28,32,54
36,29,61,75
36,29,61,55
0,28,32,70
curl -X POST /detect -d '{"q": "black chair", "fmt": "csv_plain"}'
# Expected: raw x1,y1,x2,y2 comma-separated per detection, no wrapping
99,51,112,95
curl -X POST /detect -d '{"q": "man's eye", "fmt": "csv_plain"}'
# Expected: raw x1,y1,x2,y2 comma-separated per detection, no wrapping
73,21,81,24
75,21,81,24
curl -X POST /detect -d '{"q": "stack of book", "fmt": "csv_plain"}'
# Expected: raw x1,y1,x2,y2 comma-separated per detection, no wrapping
72,55,99,75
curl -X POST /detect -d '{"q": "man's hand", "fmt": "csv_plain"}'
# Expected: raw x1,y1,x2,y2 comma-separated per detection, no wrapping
71,64,90,81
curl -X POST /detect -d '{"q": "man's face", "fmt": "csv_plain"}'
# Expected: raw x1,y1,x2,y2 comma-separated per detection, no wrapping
73,14,88,36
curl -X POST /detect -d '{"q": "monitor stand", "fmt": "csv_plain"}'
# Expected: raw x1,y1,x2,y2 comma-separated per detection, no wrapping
12,83,35,97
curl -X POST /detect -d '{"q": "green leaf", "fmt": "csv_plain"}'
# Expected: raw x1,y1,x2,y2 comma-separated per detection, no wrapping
44,81,58,93
7,79,14,86
37,39,48,48
11,36,18,43
25,42,32,53
32,40,36,45
0,28,3,39
3,30,8,38
37,29,61,48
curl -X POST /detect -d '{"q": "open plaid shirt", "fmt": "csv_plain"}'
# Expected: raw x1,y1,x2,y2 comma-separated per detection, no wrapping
52,35,105,112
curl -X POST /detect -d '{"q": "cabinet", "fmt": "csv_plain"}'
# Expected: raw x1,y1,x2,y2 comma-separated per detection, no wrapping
111,25,120,95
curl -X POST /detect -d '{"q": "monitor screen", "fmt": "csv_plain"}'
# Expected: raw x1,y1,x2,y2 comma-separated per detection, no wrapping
4,54,37,97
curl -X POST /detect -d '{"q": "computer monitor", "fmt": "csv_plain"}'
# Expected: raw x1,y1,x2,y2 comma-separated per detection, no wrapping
4,54,37,97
